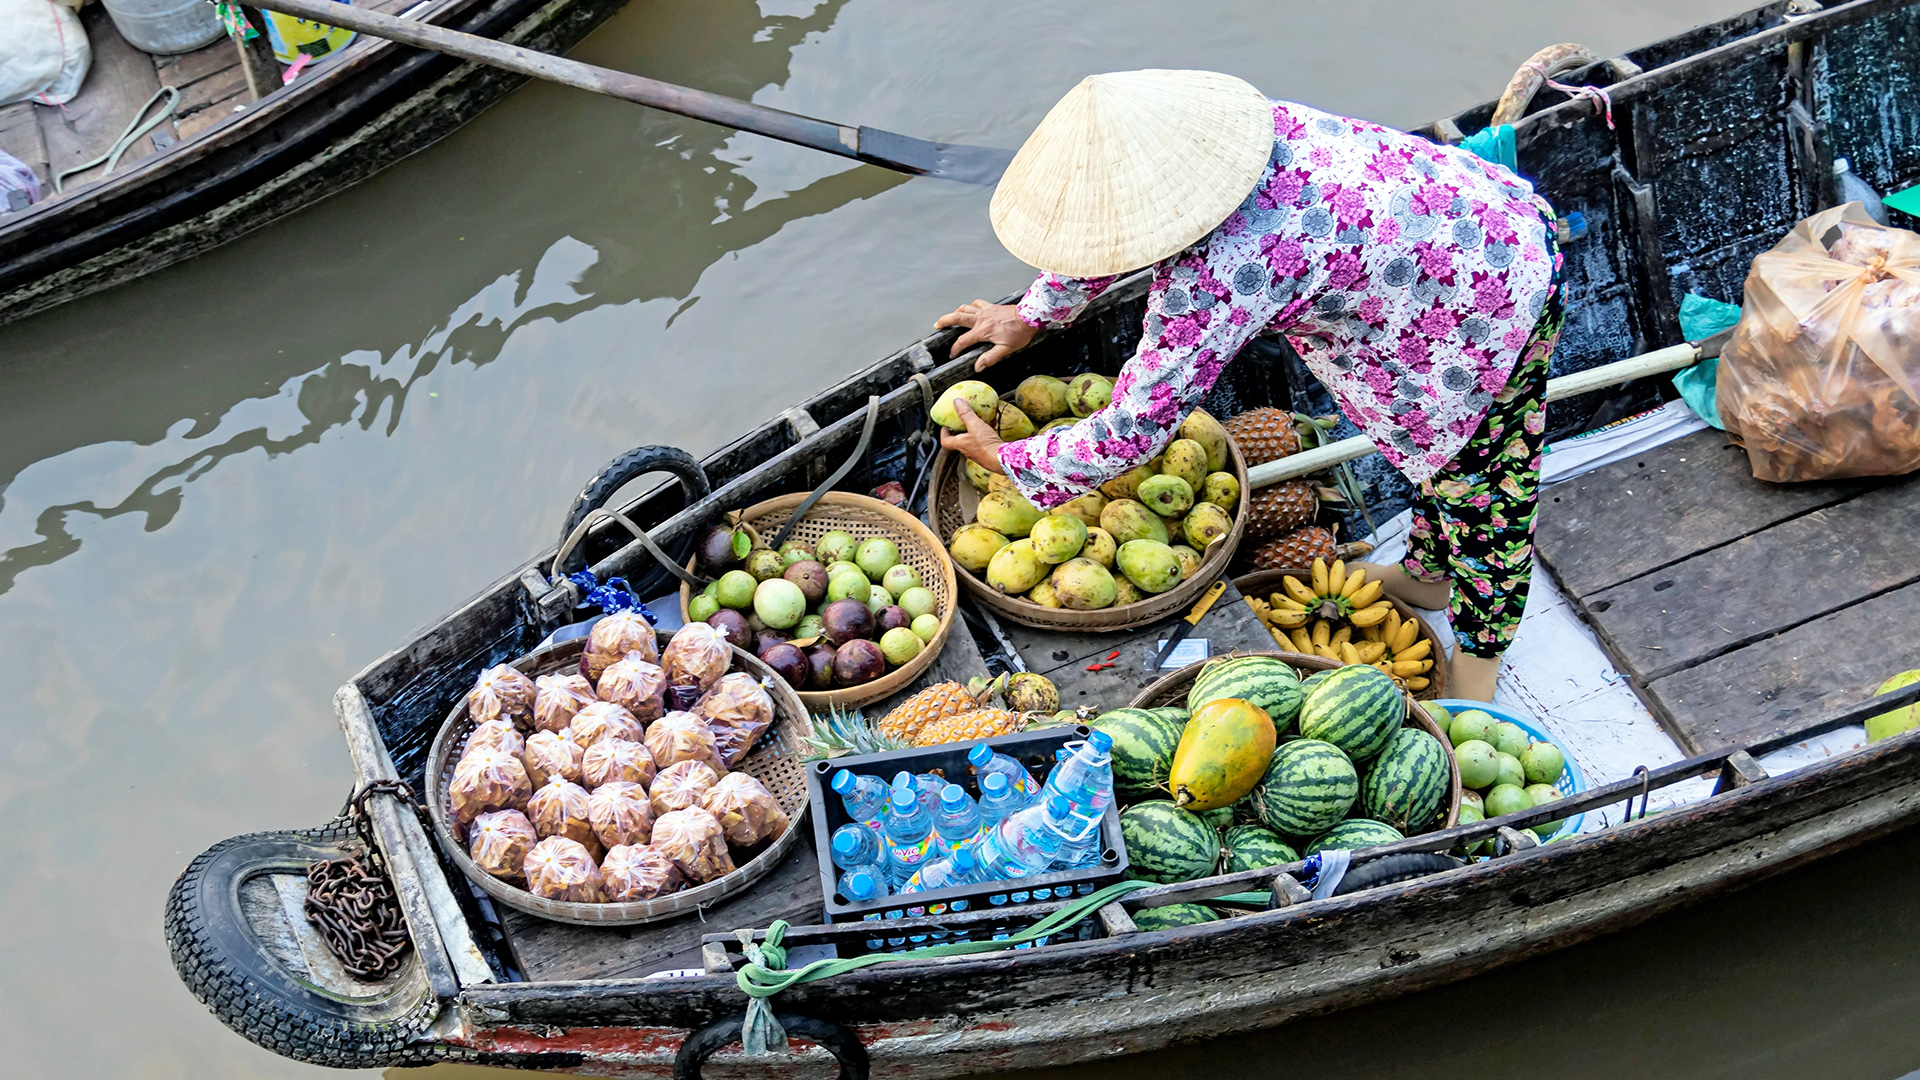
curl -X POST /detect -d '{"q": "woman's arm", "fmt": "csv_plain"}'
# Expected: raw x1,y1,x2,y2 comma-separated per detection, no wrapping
934,273,1122,373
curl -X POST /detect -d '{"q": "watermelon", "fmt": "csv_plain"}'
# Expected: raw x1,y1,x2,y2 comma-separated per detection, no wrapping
1200,806,1234,831
1148,706,1191,727
1119,801,1220,884
1219,824,1300,874
1186,656,1305,734
1130,903,1220,931
1249,739,1358,837
1300,669,1335,693
1360,727,1451,833
1093,708,1183,799
1305,818,1404,856
1298,664,1403,762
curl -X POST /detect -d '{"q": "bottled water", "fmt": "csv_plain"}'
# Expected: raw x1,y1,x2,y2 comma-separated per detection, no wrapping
931,783,985,853
1045,732,1114,812
830,822,881,870
881,785,935,889
891,770,945,815
976,793,1076,880
838,862,888,902
1050,783,1105,872
831,770,889,828
977,772,1027,828
967,742,1035,799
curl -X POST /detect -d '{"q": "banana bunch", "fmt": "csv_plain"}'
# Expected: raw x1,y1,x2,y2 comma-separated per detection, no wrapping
1242,559,1432,688
1268,558,1392,628
1361,607,1433,691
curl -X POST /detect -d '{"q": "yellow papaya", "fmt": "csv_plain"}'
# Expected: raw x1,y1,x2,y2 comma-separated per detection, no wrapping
1168,698,1277,811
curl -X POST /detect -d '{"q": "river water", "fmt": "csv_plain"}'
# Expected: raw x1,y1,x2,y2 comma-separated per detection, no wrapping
3,1,1914,1077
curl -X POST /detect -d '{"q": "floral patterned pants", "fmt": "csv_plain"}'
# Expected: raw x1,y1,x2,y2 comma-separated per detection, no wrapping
1401,258,1564,658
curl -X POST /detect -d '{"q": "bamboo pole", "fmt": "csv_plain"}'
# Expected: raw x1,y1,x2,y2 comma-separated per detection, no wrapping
1244,341,1705,489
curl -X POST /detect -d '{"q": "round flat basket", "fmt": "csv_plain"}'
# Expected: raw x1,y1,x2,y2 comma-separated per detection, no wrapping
678,492,958,711
928,438,1250,632
1127,651,1460,832
425,638,813,927
1231,569,1449,700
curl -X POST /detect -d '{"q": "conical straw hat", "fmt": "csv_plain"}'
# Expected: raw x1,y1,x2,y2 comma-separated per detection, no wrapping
990,70,1273,278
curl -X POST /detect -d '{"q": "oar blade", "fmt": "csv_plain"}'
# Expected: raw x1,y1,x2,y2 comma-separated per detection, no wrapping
855,126,1013,184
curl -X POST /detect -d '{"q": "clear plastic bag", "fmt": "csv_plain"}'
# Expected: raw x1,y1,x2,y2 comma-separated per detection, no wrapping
650,807,736,884
522,730,584,789
449,747,532,826
644,712,728,774
662,622,732,694
582,612,659,682
468,809,539,880
697,672,775,767
582,736,656,789
701,772,789,847
1718,203,1920,481
467,664,536,727
597,654,667,723
600,843,685,901
462,718,524,759
587,781,655,849
649,759,720,816
522,836,607,902
569,701,644,751
527,776,599,855
533,673,597,735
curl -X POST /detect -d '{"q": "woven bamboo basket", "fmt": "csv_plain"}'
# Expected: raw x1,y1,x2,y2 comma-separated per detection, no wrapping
425,637,813,927
928,438,1250,632
678,492,958,711
1127,651,1461,833
1231,569,1449,700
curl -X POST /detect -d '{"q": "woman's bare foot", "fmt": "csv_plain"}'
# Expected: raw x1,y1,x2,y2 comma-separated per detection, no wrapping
1353,562,1450,611
1451,652,1501,701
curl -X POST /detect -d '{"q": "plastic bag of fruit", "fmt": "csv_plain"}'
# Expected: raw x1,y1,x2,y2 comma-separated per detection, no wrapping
649,759,720,816
649,807,736,884
597,654,667,722
569,701,644,750
644,711,728,773
467,809,539,879
662,622,731,694
700,772,788,846
533,672,597,734
581,611,658,682
449,747,532,826
462,717,524,759
600,843,684,901
697,672,775,767
466,664,535,727
1718,202,1920,481
587,781,655,849
522,729,583,788
522,837,607,902
582,736,656,789
527,776,599,854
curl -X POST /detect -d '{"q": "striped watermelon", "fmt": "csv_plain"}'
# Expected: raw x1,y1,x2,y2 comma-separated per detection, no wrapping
1304,818,1404,856
1119,801,1220,884
1360,727,1451,832
1200,806,1234,831
1249,739,1358,837
1186,656,1304,733
1148,706,1191,727
1131,903,1219,931
1300,669,1334,693
1093,708,1183,798
1298,664,1403,762
1219,824,1299,874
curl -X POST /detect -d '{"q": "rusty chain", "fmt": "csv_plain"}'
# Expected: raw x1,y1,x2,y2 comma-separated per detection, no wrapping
302,779,432,980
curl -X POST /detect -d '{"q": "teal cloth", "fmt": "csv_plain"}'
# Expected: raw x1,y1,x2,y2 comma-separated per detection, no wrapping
1459,124,1516,171
1672,293,1743,430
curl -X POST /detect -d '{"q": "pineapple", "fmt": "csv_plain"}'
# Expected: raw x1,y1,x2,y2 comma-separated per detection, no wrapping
875,681,981,743
1222,407,1302,465
803,706,909,760
910,708,1028,747
1245,526,1339,570
1245,480,1318,540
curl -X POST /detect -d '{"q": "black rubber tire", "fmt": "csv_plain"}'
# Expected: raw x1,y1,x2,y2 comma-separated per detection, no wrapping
1331,852,1465,896
164,819,447,1069
674,1013,870,1080
557,445,711,582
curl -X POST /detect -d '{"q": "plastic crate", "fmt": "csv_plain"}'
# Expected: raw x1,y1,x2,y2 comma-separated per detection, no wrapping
1431,700,1587,841
806,725,1128,924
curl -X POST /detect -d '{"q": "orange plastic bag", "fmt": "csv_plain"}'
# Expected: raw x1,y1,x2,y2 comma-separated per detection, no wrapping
1718,203,1920,481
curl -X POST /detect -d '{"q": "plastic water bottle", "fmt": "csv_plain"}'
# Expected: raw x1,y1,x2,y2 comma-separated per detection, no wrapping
881,786,935,889
832,770,889,829
932,784,985,853
1050,784,1104,872
892,770,945,815
967,742,1035,799
1045,732,1115,811
840,868,887,950
1835,157,1890,225
977,772,1026,827
830,822,881,870
976,793,1076,880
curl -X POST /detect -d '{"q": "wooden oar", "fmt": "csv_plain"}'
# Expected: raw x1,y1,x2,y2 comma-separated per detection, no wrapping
247,0,1015,183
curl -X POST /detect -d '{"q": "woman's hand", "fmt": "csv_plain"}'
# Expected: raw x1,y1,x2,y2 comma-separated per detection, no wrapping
936,300,1038,371
939,399,1006,474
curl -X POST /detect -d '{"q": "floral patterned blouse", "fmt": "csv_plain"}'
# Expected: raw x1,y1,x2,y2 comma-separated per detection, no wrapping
996,99,1556,509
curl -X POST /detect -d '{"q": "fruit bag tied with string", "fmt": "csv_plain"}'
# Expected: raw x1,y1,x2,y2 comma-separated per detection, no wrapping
696,672,774,766
1717,202,1920,481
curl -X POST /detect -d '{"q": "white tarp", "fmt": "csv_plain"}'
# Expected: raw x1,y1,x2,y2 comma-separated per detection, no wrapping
1,0,92,106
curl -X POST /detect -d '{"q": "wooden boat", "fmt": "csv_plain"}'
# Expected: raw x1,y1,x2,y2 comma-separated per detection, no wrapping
163,0,1920,1074
0,0,631,329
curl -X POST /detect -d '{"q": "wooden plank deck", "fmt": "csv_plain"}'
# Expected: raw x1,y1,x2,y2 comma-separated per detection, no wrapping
1536,428,1920,753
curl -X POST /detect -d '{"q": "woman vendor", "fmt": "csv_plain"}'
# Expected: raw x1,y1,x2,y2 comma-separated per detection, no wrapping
937,70,1564,701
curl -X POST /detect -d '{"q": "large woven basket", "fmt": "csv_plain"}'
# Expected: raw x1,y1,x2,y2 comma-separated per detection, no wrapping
1128,651,1460,832
678,492,958,711
425,638,813,927
928,438,1250,632
1232,570,1449,700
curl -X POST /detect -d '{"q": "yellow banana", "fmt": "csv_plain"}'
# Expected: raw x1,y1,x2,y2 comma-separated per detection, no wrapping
1396,638,1432,662
1289,627,1315,653
1361,623,1384,642
1271,608,1309,629
1404,676,1430,691
1339,565,1367,598
1349,604,1391,628
1373,660,1395,673
1328,559,1347,598
1355,640,1388,664
1330,625,1352,648
1392,660,1429,678
1273,598,1308,615
1282,576,1319,606
1310,558,1329,596
1392,619,1419,653
1349,580,1383,608
1268,627,1288,647
1311,620,1332,648
1316,644,1341,661
1338,641,1360,665
1382,608,1402,639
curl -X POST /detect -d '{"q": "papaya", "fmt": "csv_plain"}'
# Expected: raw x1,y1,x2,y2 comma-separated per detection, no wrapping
1168,698,1278,811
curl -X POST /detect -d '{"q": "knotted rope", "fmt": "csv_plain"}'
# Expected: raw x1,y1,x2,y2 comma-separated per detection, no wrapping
1527,62,1615,129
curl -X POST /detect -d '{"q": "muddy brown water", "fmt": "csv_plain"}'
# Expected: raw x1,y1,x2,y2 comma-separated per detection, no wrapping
3,1,1915,1077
